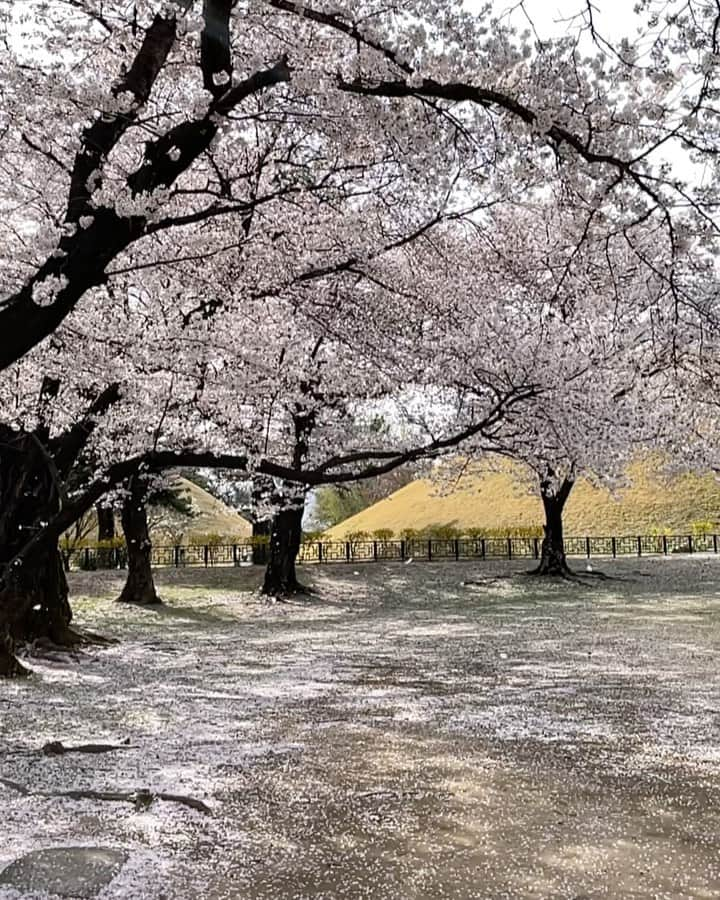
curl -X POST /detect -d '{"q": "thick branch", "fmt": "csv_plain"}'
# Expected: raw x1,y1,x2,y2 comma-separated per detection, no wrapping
201,0,235,97
266,0,411,74
67,4,191,222
2,384,537,587
126,57,291,195
0,59,289,373
50,382,122,479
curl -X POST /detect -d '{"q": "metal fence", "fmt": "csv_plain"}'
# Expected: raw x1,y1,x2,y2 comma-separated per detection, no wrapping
63,533,720,571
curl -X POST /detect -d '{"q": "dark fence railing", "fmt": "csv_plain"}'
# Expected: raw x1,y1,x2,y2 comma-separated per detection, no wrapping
62,533,720,571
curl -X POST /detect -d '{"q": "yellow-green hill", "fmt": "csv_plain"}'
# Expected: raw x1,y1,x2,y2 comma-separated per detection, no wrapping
324,458,720,539
72,477,252,546
161,478,252,542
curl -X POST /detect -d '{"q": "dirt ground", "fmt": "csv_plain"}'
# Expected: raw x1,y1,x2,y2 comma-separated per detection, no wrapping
1,557,720,899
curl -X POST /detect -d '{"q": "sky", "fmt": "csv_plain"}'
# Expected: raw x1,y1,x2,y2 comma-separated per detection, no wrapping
485,0,644,43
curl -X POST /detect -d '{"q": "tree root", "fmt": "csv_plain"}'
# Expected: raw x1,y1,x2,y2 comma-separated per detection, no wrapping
580,569,613,581
262,582,316,603
0,778,211,814
525,567,614,585
462,575,516,588
41,738,132,756
62,626,118,646
21,628,118,664
0,648,30,678
116,595,163,606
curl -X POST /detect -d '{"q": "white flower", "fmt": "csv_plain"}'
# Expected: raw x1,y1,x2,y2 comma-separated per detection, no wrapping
32,274,68,308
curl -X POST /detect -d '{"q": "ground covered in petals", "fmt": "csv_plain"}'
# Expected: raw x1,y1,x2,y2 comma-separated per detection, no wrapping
1,558,720,899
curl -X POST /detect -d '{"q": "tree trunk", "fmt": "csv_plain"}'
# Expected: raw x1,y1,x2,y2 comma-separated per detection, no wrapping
96,504,116,569
0,427,77,675
97,505,115,541
529,477,574,576
250,477,272,565
117,476,161,605
252,518,271,566
262,497,307,596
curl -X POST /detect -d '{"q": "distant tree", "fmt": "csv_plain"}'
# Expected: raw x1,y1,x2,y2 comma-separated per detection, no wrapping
311,467,418,530
311,485,374,530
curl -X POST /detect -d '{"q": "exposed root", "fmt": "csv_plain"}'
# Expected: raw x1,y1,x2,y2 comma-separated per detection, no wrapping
0,631,30,677
25,644,84,664
42,738,132,756
580,570,613,581
116,595,163,606
14,627,118,668
525,566,615,585
462,575,517,588
0,778,30,795
0,649,30,678
0,778,211,814
23,632,112,662
262,581,316,602
47,626,115,648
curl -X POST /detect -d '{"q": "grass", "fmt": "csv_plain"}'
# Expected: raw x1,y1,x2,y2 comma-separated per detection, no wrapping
324,455,720,540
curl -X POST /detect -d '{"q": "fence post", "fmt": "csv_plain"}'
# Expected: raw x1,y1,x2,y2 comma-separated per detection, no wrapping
637,536,642,557
232,544,238,565
585,536,591,559
204,544,209,567
454,538,460,561
688,534,694,554
533,537,539,559
481,538,486,560
610,537,616,559
507,537,512,560
318,542,323,564
84,547,90,569
345,541,351,563
715,535,718,554
373,541,378,562
427,539,432,561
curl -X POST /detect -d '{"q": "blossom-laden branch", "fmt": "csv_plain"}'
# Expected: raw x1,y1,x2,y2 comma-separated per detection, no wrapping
0,382,536,586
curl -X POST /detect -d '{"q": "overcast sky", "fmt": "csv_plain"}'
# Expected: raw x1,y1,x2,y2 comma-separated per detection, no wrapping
483,0,643,43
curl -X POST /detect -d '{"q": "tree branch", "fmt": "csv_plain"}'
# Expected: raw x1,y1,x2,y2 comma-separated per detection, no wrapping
201,0,235,97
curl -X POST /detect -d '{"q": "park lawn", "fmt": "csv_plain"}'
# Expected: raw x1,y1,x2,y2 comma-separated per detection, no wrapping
1,558,720,899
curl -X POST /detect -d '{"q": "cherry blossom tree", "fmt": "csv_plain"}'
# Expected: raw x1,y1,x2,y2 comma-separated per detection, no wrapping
390,199,676,575
0,190,545,672
2,0,719,371
1,0,718,674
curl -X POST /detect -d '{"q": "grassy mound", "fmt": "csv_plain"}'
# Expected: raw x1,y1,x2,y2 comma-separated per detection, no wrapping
324,457,720,539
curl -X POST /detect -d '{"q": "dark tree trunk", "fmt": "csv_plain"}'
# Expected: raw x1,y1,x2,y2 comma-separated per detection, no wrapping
262,498,307,596
0,428,78,675
0,384,123,676
529,477,575,576
97,505,115,541
250,477,272,565
0,540,73,676
252,518,271,566
117,476,161,606
96,504,116,569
